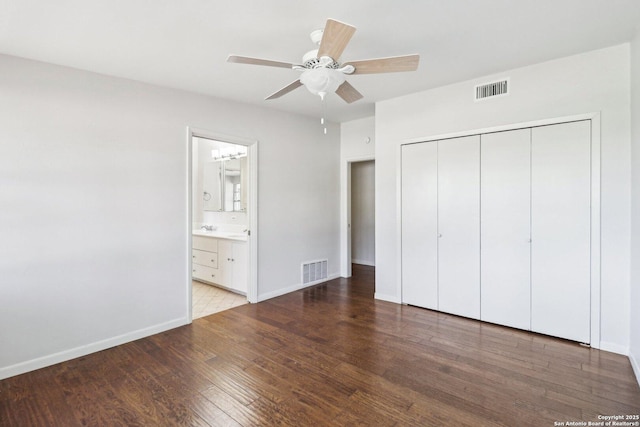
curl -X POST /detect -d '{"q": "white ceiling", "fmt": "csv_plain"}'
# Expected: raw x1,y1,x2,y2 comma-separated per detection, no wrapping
1,0,640,122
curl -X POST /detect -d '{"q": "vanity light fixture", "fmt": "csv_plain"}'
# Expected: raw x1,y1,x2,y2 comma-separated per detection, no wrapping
211,153,247,161
211,146,247,161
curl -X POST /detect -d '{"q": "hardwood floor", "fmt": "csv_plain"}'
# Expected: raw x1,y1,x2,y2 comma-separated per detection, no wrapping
1,264,639,426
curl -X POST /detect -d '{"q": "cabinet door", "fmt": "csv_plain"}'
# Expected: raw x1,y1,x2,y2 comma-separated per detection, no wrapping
480,129,531,330
401,142,438,309
232,241,248,294
531,121,591,343
437,135,480,319
218,239,233,289
218,240,248,294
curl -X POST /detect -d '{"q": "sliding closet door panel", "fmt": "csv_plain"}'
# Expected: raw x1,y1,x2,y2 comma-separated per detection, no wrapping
437,135,480,319
531,120,591,343
401,142,438,309
480,129,531,330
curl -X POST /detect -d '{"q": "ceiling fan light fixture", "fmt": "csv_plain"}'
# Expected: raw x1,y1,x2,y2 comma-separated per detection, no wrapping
227,18,419,107
300,67,346,98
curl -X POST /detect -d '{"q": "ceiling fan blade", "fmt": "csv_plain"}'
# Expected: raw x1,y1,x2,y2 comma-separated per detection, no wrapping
344,54,420,74
335,81,363,104
227,55,296,69
317,19,356,60
265,80,304,100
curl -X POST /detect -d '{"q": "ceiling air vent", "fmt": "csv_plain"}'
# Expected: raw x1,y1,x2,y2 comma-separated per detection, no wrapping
474,78,509,101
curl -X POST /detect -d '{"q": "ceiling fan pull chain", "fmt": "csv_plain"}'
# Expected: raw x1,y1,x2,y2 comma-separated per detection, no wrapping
321,94,328,134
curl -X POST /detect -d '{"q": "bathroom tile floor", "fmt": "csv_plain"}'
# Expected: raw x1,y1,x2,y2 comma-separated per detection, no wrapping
192,280,247,319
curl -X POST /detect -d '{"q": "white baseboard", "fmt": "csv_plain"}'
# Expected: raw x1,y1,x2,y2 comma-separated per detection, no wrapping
257,273,341,302
630,351,640,388
374,292,401,304
0,317,189,381
598,340,629,356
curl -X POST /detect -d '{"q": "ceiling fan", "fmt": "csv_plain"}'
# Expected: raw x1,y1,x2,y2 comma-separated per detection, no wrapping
227,18,420,104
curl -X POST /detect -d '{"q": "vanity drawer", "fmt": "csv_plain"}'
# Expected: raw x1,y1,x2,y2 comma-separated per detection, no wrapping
192,249,218,268
193,235,218,252
192,263,220,284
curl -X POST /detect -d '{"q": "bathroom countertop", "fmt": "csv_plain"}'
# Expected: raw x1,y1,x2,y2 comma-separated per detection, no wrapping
192,229,248,242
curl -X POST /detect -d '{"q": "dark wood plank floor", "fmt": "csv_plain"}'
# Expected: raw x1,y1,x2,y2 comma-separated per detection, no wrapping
1,264,639,426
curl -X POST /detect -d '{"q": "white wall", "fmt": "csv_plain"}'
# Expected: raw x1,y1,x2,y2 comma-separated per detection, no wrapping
341,117,375,160
630,28,640,383
376,44,632,353
351,160,375,266
0,53,340,379
340,117,375,276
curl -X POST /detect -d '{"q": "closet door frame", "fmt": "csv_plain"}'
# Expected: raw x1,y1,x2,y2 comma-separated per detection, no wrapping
397,112,601,348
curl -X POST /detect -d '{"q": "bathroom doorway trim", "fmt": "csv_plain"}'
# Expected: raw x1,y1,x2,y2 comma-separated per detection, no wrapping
187,127,258,321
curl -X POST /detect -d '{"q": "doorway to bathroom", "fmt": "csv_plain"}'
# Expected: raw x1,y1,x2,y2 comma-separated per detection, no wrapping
188,128,258,320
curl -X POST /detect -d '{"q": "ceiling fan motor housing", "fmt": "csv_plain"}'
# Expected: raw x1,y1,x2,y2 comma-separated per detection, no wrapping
302,49,340,69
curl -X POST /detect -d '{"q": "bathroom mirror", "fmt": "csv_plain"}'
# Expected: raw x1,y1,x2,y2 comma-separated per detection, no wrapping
223,157,247,212
197,137,247,213
202,160,223,212
202,157,247,212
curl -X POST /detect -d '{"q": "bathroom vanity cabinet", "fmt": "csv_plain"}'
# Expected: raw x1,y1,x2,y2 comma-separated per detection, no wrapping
192,234,247,295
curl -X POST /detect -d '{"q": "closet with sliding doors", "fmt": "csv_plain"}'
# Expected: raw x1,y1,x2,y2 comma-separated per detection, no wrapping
401,119,593,344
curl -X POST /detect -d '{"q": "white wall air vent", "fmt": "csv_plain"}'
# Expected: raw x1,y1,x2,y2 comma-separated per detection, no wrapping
474,78,509,101
302,259,328,285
